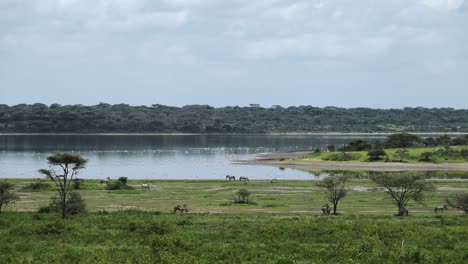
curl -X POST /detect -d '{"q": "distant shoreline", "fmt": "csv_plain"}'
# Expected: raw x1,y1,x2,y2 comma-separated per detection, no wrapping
1,132,468,136
237,151,468,172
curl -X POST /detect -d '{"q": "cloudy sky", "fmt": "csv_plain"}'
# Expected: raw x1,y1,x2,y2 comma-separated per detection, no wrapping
0,0,467,108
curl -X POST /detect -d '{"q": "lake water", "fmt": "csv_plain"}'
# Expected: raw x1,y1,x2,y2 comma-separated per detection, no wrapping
0,134,384,180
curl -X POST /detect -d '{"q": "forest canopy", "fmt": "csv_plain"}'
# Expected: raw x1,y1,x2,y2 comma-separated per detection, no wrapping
0,103,467,133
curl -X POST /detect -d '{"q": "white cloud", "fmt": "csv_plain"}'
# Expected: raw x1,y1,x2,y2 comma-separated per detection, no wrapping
243,34,392,59
161,0,212,7
419,0,465,10
87,10,189,31
266,2,310,20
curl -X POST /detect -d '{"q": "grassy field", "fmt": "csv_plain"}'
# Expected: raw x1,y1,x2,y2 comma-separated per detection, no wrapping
1,178,467,263
297,146,468,163
2,178,468,214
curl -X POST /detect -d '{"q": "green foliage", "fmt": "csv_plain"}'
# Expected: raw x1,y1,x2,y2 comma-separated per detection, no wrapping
367,149,387,161
420,152,434,162
37,196,61,214
3,104,468,133
346,139,373,151
22,179,51,191
385,133,422,148
235,189,252,204
38,152,88,218
394,148,410,162
106,177,134,190
65,192,87,215
72,178,81,190
0,212,467,263
118,177,128,185
370,172,435,214
319,174,349,214
323,152,362,161
38,192,87,215
0,182,19,214
446,193,468,213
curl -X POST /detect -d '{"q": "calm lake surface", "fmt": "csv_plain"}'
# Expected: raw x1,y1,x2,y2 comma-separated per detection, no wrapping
0,134,384,180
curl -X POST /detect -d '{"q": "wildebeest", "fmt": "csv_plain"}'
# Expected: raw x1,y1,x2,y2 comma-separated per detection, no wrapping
398,207,409,216
239,176,250,182
173,204,189,213
321,204,331,215
226,175,236,181
141,184,150,190
100,177,111,184
434,205,448,213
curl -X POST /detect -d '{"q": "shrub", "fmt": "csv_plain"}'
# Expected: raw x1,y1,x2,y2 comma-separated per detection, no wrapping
118,177,128,185
0,182,19,213
367,149,386,161
22,179,51,190
235,189,252,204
461,149,468,159
420,152,434,162
65,192,87,215
37,192,87,215
72,178,81,190
37,196,60,213
106,177,133,190
323,152,361,161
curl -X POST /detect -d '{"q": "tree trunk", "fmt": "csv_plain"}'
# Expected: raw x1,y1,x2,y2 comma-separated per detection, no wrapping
61,189,66,219
333,201,338,214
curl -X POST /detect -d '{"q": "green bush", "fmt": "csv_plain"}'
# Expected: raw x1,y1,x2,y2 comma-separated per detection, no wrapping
22,180,51,191
323,152,361,161
106,177,133,190
72,179,81,190
65,192,87,215
37,196,60,213
37,192,87,216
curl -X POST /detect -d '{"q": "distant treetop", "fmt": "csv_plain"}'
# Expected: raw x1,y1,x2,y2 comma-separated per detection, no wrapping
0,104,467,133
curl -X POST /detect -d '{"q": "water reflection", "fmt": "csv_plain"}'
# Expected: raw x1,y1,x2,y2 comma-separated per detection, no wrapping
0,134,389,180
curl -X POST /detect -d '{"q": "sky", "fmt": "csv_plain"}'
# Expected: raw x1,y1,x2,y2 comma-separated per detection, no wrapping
0,0,467,108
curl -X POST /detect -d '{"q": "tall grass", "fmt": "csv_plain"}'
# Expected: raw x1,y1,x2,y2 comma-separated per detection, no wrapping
0,212,467,263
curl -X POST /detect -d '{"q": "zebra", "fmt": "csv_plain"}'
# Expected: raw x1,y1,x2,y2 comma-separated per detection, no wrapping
321,204,331,215
173,204,189,213
434,205,448,213
100,177,111,184
239,176,250,182
225,175,236,181
141,184,150,190
398,207,409,216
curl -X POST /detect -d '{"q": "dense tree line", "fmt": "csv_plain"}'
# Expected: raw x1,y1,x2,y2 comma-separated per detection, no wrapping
1,103,468,133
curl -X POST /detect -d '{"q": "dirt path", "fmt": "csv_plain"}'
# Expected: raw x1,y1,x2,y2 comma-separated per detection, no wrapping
236,151,468,171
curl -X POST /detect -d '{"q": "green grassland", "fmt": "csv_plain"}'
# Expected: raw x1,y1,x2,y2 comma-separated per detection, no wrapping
297,146,468,163
3,178,468,214
1,178,467,263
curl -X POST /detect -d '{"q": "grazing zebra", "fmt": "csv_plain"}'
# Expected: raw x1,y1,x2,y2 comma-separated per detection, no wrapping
141,184,150,190
398,207,409,216
321,204,331,215
239,176,250,182
226,175,236,181
173,204,189,213
434,205,448,213
100,177,111,184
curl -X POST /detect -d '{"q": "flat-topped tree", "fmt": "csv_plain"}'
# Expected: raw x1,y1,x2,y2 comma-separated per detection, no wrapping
319,174,349,214
38,152,87,218
370,172,434,216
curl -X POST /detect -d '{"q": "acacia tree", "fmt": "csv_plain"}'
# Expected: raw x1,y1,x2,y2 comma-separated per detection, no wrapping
370,173,434,216
394,149,410,162
38,152,87,218
446,193,468,213
319,174,349,214
0,182,19,214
